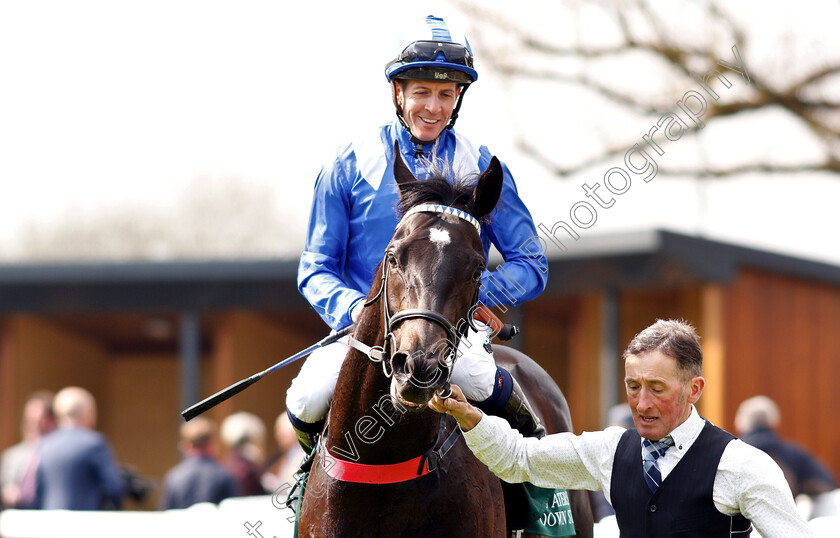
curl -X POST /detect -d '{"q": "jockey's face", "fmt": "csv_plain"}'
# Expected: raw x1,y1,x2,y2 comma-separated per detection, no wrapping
396,79,459,143
624,349,704,441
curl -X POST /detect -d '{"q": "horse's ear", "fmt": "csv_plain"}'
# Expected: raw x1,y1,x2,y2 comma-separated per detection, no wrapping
471,156,504,219
392,141,416,192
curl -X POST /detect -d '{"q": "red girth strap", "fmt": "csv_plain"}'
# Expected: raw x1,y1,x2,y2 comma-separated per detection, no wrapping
320,445,432,484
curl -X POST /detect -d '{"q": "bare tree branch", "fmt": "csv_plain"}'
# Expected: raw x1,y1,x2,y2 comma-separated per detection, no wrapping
791,64,840,91
450,0,840,180
661,160,840,178
515,138,630,178
490,62,663,114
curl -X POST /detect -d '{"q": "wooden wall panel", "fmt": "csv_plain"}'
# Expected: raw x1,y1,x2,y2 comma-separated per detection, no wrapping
521,294,603,434
619,288,702,354
0,320,19,450
209,310,316,456
519,299,571,395
566,293,606,433
618,287,703,405
106,353,180,510
813,283,840,480
699,285,726,426
723,268,840,480
12,315,109,403
0,316,109,451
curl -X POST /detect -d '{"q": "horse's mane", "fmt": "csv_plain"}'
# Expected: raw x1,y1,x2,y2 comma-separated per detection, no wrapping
396,162,485,220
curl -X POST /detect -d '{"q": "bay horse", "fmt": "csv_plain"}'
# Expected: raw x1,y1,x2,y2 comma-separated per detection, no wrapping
296,146,593,537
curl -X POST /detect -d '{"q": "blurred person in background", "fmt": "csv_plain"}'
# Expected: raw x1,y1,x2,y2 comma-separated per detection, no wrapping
221,411,267,496
0,391,55,509
736,394,838,518
33,386,125,510
160,416,238,510
262,411,304,492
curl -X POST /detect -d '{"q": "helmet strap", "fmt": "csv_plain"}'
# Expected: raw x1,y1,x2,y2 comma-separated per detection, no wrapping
391,80,412,135
446,84,469,130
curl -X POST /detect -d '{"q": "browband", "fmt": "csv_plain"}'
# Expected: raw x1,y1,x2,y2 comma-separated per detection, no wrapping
400,204,481,235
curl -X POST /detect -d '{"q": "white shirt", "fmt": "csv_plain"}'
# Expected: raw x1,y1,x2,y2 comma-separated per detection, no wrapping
463,406,812,538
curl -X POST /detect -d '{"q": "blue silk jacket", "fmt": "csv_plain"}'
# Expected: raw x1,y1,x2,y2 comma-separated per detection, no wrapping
298,120,548,331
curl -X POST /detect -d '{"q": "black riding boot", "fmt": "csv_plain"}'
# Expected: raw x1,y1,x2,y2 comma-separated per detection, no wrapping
292,425,319,454
501,375,546,439
287,411,324,455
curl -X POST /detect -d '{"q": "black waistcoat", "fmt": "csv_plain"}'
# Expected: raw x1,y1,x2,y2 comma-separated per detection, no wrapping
610,420,752,537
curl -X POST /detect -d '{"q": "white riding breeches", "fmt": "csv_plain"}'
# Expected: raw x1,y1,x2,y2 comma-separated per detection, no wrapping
286,322,498,424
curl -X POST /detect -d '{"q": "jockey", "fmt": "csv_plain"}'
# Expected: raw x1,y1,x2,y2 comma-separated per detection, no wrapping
287,15,548,453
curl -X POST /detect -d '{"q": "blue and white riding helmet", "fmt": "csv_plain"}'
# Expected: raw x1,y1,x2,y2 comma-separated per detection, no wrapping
385,15,478,132
385,15,478,84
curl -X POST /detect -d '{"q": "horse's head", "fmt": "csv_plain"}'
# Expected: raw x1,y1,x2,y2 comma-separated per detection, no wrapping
376,144,503,411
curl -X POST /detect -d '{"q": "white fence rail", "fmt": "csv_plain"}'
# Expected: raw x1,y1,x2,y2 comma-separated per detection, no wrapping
1,490,837,538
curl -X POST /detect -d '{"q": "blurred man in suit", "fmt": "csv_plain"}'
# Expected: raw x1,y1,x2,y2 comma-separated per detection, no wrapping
736,394,837,518
33,386,125,510
0,391,55,508
161,416,239,509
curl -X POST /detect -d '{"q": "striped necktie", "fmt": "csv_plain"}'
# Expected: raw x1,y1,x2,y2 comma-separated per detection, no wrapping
642,436,675,492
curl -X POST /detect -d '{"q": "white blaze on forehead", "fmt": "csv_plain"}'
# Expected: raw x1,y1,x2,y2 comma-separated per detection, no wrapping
429,227,451,247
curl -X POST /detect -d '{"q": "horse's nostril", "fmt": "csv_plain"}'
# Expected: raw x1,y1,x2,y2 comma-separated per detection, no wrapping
392,350,447,390
391,351,409,375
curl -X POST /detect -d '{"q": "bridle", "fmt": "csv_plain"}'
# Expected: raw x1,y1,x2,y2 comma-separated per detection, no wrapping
305,203,483,487
347,203,483,390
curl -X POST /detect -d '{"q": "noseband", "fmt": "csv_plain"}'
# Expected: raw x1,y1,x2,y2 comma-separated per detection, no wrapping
348,204,482,386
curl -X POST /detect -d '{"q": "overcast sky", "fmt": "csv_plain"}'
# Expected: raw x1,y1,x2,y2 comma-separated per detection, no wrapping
2,1,839,265
0,1,409,244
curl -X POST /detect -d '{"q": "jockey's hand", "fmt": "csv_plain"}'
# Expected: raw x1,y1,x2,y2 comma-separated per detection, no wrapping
428,384,483,432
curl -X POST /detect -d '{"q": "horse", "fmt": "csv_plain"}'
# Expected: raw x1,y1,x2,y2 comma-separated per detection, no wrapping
296,146,594,537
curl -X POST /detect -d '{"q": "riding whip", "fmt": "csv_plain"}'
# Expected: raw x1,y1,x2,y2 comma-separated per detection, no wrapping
181,324,355,421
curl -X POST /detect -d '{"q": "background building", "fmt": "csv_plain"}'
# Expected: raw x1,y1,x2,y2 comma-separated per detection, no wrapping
1,229,837,509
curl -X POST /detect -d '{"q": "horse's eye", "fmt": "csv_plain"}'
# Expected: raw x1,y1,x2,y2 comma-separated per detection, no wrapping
472,267,485,282
388,253,399,268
